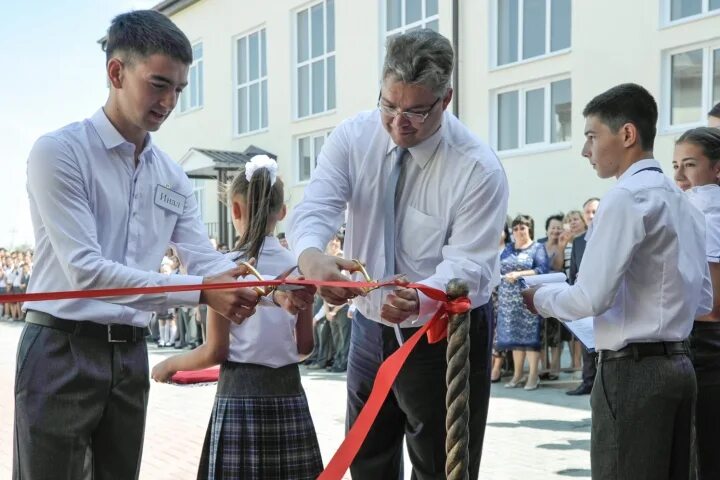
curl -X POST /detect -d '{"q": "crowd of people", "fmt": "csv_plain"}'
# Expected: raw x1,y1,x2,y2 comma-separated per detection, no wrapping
0,248,33,321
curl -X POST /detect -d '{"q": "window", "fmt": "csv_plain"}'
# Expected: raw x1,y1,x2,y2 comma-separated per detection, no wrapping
495,0,571,67
667,44,720,127
235,28,268,135
297,130,332,182
179,42,204,113
192,179,205,219
494,78,572,152
385,0,439,35
296,1,335,118
667,0,720,22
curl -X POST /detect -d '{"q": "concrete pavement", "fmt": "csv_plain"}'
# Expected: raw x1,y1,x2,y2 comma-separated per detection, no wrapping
0,319,590,479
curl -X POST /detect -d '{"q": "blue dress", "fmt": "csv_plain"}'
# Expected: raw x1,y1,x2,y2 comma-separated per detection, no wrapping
495,242,549,351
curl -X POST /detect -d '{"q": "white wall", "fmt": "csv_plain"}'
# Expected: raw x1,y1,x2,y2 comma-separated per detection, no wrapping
155,0,720,239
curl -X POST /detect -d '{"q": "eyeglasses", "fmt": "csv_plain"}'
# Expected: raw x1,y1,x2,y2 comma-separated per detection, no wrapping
377,95,442,124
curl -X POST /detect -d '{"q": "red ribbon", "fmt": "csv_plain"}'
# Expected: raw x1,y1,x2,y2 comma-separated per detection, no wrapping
3,278,471,479
317,291,470,480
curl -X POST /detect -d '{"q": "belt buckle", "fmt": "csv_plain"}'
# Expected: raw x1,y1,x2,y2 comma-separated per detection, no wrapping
107,324,127,343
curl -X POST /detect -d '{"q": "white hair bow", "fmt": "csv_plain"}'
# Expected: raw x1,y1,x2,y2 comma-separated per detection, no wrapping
244,155,278,185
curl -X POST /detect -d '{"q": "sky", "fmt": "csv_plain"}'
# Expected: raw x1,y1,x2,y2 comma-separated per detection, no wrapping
0,0,158,248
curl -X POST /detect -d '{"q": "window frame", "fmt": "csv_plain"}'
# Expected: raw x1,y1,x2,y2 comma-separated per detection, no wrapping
177,41,204,115
661,40,720,133
293,0,337,121
661,0,720,27
382,0,440,37
489,0,572,70
295,129,333,184
233,26,269,138
491,75,573,157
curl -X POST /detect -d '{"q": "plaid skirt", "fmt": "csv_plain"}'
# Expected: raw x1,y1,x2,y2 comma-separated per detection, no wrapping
197,362,323,480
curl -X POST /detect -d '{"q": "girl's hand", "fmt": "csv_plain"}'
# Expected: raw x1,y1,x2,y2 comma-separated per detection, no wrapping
151,361,177,383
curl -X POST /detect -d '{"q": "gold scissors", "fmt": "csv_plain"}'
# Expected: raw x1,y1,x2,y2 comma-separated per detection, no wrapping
350,259,403,293
240,263,301,296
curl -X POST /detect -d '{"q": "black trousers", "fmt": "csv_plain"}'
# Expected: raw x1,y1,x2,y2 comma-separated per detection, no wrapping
582,347,597,387
591,353,696,480
346,304,492,480
689,321,720,480
13,321,149,480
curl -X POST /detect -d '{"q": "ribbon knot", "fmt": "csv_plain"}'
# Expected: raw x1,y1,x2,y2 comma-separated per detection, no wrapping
425,296,472,344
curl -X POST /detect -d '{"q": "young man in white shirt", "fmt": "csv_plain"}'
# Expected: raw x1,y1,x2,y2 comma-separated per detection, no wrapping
289,29,508,479
523,83,711,480
16,11,312,480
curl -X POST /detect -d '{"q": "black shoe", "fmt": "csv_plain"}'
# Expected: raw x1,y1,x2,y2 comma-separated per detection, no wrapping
566,384,592,395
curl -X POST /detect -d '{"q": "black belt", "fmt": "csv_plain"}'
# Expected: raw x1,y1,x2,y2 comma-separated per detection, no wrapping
598,341,689,362
25,310,145,343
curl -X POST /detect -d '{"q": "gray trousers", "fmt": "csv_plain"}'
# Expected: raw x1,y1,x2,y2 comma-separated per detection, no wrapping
591,354,696,480
13,322,149,480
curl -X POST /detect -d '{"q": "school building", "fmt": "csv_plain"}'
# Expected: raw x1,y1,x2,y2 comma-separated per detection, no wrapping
146,0,720,245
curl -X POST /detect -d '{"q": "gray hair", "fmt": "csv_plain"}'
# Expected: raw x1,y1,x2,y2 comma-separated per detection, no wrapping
382,29,454,97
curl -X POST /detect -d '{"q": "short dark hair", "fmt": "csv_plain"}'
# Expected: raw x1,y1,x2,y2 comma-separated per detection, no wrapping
709,102,720,119
277,232,286,240
582,83,658,151
105,10,192,65
676,127,720,165
512,214,535,240
583,197,600,208
545,213,564,232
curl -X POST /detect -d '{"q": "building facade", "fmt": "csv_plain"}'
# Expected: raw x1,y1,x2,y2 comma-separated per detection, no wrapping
150,0,720,245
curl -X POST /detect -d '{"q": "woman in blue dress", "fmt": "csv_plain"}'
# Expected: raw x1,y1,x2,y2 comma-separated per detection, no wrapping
496,214,549,390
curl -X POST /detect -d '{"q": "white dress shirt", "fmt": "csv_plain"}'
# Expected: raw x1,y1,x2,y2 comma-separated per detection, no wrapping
687,184,720,263
534,159,712,350
288,109,509,327
226,237,300,367
25,109,235,327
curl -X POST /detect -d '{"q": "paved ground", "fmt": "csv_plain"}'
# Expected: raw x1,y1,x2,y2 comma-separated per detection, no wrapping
0,319,591,479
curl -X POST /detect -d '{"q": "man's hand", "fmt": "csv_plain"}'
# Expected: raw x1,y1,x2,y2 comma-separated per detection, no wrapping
521,286,539,314
380,286,419,324
273,278,317,316
200,265,259,324
298,248,364,305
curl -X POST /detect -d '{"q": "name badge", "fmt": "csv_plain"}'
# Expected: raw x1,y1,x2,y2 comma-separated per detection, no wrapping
154,185,185,215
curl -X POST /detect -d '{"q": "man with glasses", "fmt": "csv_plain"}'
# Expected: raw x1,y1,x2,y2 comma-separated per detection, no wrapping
289,29,508,479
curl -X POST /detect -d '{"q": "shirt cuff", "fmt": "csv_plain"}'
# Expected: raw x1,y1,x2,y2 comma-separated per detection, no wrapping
165,274,204,307
410,289,441,326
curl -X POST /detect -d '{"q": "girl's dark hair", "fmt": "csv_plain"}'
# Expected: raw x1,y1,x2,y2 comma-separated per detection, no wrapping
227,163,284,263
545,213,564,232
512,214,535,240
676,127,720,165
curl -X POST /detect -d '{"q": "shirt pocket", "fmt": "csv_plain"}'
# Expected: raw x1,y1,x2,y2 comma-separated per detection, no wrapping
398,205,445,271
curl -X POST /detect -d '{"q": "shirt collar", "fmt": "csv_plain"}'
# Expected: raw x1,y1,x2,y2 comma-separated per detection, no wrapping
385,117,445,169
618,158,662,182
90,108,155,160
